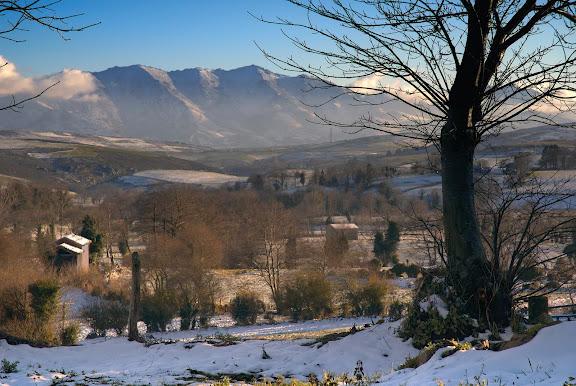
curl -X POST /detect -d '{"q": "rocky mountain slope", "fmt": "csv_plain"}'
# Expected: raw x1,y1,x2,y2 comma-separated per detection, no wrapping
0,65,385,148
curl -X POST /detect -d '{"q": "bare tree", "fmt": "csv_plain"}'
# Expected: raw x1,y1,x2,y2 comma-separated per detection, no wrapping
258,0,576,324
253,203,296,309
475,174,576,323
0,0,97,111
410,172,576,323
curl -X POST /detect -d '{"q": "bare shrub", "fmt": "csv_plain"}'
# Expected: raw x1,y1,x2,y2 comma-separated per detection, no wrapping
81,299,129,336
280,272,333,321
345,276,388,317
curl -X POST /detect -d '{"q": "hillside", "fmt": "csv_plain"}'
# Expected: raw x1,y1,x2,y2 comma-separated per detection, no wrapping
0,131,213,190
0,65,395,148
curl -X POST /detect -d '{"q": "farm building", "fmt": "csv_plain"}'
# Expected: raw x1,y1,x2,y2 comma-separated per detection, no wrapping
55,234,91,272
326,223,359,241
328,216,351,224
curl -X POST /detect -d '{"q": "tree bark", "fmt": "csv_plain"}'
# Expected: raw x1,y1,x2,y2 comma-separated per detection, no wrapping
441,122,487,320
128,252,141,341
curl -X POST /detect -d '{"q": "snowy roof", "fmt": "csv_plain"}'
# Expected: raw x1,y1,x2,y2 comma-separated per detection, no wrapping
59,234,91,246
58,243,83,254
329,216,350,224
328,223,359,230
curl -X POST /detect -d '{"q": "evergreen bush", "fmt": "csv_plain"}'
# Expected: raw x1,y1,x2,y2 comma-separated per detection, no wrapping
230,291,264,325
141,290,178,332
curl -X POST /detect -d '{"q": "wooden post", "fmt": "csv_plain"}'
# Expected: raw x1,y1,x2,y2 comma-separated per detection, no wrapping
128,252,141,341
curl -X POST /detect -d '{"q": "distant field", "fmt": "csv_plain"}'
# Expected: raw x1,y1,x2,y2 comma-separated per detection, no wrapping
122,169,246,186
390,173,441,194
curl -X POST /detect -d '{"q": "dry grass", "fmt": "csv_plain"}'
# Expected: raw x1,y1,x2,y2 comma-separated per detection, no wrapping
492,321,560,351
249,326,355,342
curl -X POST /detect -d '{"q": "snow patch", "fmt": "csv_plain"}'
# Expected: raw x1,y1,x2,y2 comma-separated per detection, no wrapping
419,294,449,318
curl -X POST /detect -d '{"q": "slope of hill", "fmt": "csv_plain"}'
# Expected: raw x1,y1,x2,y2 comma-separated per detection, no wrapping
0,65,386,148
0,131,214,190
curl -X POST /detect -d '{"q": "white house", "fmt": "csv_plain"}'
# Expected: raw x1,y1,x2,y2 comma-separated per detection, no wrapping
55,234,91,272
326,223,359,241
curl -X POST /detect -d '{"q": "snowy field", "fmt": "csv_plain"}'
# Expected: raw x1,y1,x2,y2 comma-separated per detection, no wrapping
0,320,575,385
384,321,576,385
120,169,246,187
0,320,416,385
390,174,441,195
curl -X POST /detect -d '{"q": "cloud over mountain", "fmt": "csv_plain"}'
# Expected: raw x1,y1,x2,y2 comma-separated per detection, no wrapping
0,57,98,100
0,60,368,147
0,58,570,148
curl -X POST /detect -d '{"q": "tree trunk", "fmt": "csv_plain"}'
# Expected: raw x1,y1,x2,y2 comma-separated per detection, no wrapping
128,252,141,341
441,123,487,320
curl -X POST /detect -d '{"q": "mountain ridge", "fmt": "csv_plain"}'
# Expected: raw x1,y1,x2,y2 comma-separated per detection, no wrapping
1,64,364,148
3,63,569,148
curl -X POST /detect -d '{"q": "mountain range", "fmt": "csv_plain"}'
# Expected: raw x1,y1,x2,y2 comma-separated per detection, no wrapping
0,64,390,148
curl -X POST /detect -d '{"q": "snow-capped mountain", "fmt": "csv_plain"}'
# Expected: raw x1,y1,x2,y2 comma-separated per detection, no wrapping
0,64,377,148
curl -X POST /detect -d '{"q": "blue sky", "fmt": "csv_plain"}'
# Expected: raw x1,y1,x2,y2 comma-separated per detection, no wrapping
1,0,314,76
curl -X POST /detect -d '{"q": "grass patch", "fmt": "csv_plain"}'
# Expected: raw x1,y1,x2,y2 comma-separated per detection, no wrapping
182,369,261,383
301,326,364,348
397,339,473,370
397,341,446,370
250,327,357,342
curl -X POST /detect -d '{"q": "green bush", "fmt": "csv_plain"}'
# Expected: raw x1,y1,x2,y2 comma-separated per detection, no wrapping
60,323,80,345
528,296,549,323
388,300,407,321
399,304,476,349
81,299,129,336
142,290,178,332
396,270,478,349
28,280,60,321
230,292,264,325
118,239,129,256
280,273,333,320
178,301,197,331
0,359,18,373
391,263,420,278
511,312,527,334
346,281,387,317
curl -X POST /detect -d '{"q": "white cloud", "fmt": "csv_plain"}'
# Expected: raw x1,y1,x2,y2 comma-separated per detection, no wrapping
0,56,98,100
349,73,385,94
39,68,98,100
0,56,35,94
349,74,422,103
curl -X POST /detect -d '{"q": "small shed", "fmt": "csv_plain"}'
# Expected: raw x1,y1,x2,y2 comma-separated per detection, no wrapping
326,223,359,241
55,234,91,272
329,216,350,224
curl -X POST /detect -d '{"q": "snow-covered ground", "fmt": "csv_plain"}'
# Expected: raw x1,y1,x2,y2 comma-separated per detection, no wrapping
1,320,575,385
0,320,416,385
384,321,576,385
390,174,441,194
155,316,377,340
120,169,246,187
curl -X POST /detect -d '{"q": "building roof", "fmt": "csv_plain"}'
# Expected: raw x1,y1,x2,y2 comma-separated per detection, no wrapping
329,216,350,224
328,223,359,230
58,243,83,254
58,233,91,247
